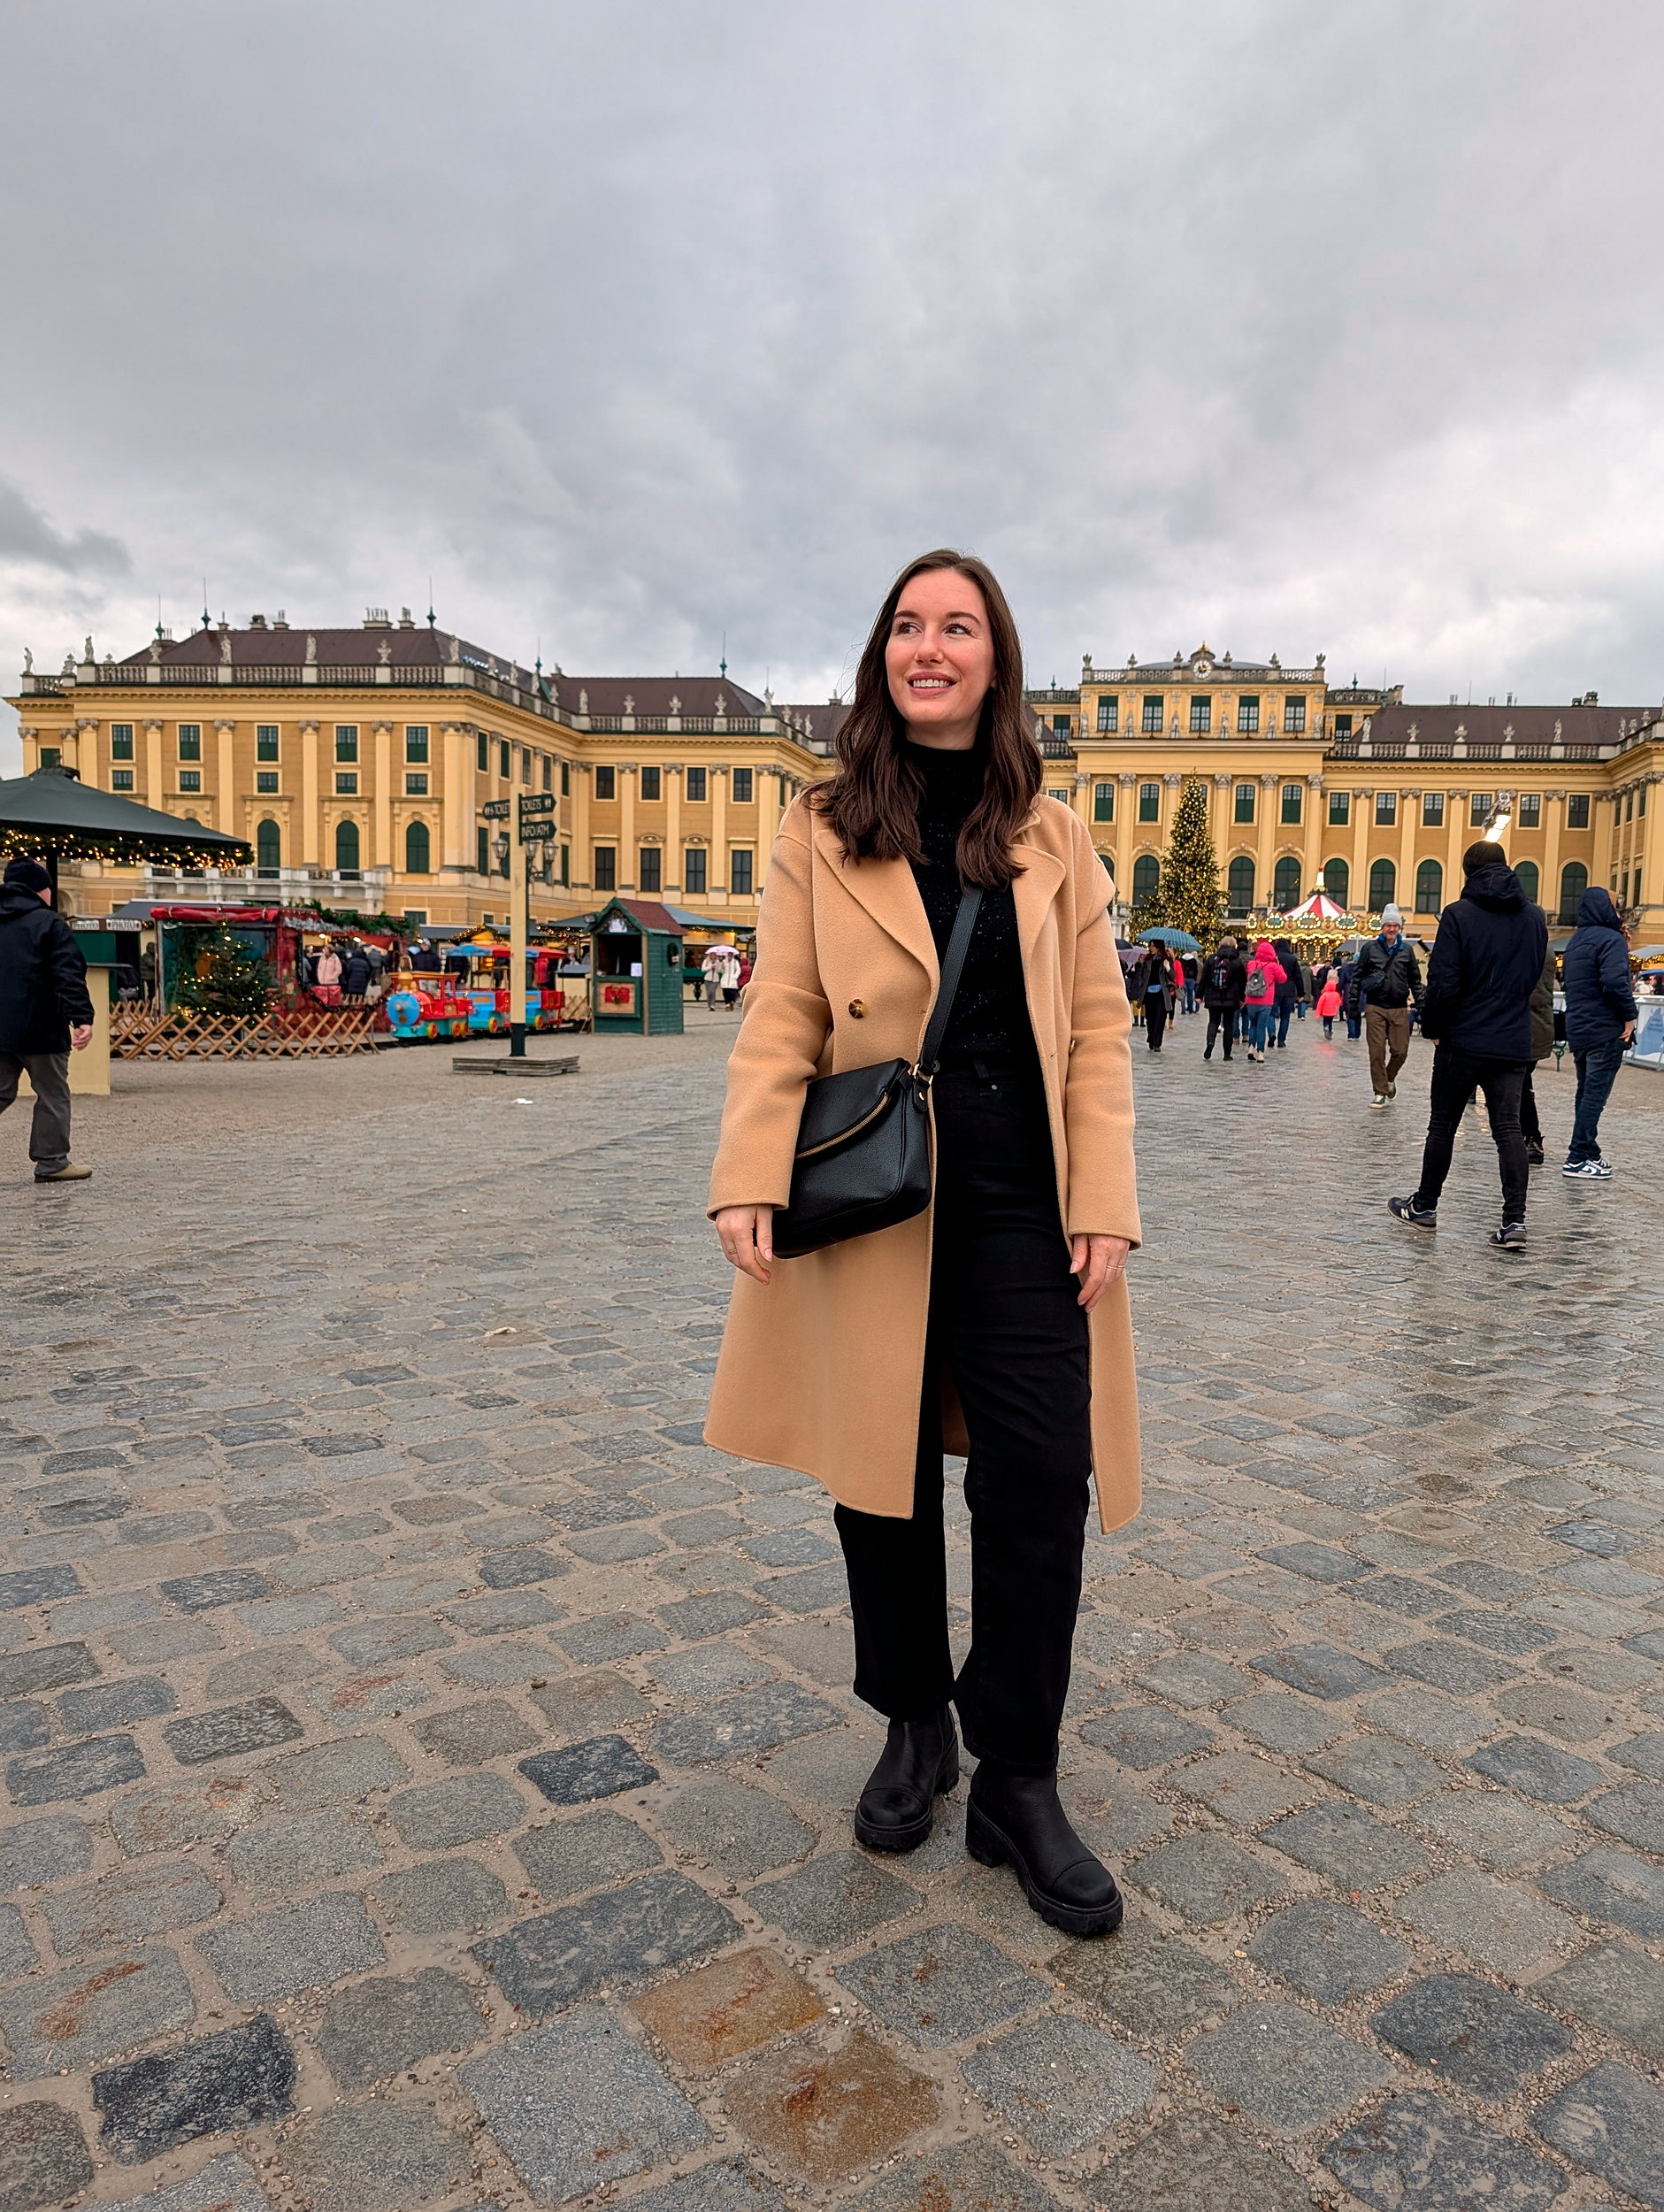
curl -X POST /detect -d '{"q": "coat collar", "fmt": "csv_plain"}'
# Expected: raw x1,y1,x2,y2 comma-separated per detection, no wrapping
809,803,1069,979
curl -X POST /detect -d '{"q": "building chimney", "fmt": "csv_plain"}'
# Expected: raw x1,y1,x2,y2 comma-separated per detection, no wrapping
273,611,289,629
364,608,391,629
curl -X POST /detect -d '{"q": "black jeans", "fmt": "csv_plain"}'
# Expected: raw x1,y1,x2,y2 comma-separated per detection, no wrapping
1519,1063,1542,1147
834,1062,1093,1777
1568,1036,1626,1163
1203,1007,1235,1057
1145,995,1168,1049
1414,1041,1530,1222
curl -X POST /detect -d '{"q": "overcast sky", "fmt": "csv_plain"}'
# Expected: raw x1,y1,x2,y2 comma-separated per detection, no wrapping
5,0,1664,771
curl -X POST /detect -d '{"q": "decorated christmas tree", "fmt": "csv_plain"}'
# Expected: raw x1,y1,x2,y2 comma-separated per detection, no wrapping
1132,776,1223,942
173,927,273,1022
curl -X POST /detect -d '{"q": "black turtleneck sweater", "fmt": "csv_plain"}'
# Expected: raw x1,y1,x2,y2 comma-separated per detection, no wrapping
905,741,1037,1074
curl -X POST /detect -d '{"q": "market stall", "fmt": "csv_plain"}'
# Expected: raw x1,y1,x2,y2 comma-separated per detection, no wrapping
587,897,686,1035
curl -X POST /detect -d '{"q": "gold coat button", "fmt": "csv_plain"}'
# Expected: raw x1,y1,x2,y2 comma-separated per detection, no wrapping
848,999,868,1018
1069,1036,1078,1055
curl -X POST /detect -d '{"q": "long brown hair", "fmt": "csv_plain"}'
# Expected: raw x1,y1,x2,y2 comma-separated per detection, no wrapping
810,549,1040,888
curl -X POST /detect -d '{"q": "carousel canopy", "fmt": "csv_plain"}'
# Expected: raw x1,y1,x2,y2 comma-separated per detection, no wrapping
0,764,250,870
1284,887,1350,922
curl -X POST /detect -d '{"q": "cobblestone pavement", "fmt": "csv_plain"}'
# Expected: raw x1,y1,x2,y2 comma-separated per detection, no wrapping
0,1016,1660,2212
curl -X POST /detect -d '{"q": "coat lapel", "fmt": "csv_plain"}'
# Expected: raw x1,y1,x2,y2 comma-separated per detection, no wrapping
1011,834,1067,964
810,809,939,986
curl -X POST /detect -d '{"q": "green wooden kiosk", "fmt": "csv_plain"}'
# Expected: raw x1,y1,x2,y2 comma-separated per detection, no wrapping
587,897,686,1035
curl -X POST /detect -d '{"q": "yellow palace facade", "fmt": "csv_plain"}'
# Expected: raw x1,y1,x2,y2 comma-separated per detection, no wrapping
1031,647,1662,932
9,611,837,928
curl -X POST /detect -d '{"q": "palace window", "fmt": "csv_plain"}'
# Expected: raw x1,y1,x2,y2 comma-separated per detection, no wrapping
1189,697,1211,734
404,726,429,763
334,725,358,762
179,770,202,792
1138,781,1160,822
731,848,755,895
1469,792,1492,826
1052,714,1071,735
594,845,617,891
256,724,279,761
111,723,134,760
1273,855,1301,910
1559,860,1588,921
1375,790,1397,826
1093,781,1114,822
1131,854,1160,903
1237,696,1260,733
1323,856,1350,903
1515,858,1539,902
1518,793,1541,826
1415,858,1444,913
560,845,570,887
732,768,755,803
478,732,490,772
111,769,134,790
477,826,490,876
1369,857,1396,909
1281,783,1302,825
541,755,552,792
334,772,358,795
178,723,202,761
1422,792,1445,826
1567,793,1590,828
639,846,662,892
405,822,431,875
499,738,510,778
257,819,281,874
1329,790,1350,826
1333,713,1353,736
1227,856,1255,915
1141,696,1164,733
336,821,361,876
594,765,617,800
405,772,428,795
640,765,662,802
1283,699,1307,733
39,748,58,768
1047,787,1070,804
1625,788,1635,822
684,848,707,894
686,766,707,802
257,772,279,794
1097,696,1117,733
561,759,571,796
1234,783,1255,824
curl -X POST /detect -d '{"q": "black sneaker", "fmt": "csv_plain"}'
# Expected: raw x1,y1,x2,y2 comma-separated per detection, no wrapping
1490,1221,1527,1250
1389,1194,1437,1230
1525,1141,1545,1165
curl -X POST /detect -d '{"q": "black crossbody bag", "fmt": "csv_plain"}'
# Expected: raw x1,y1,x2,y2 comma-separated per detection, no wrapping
770,886,983,1259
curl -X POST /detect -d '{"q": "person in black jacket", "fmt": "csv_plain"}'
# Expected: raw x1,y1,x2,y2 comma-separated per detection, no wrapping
1130,946,1177,1052
1271,936,1301,1048
0,858,97,1183
1346,904,1424,1106
1200,938,1246,1061
1389,842,1547,1248
1560,887,1637,1178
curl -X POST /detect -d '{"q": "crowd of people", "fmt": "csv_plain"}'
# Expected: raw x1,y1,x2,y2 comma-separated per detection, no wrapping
301,934,386,1005
1128,845,1642,1247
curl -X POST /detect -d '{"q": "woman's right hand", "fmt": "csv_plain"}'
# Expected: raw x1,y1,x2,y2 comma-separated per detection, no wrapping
716,1205,774,1285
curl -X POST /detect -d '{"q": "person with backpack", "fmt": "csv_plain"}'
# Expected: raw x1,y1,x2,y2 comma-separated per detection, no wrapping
1347,904,1423,1107
1560,887,1637,1179
1241,939,1285,1062
1389,841,1548,1250
1201,939,1246,1061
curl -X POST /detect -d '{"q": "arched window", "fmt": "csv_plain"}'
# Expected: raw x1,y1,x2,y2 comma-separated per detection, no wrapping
1273,856,1301,911
1227,855,1255,916
1514,858,1539,905
255,818,281,876
404,820,431,876
1415,857,1443,913
1131,854,1160,905
335,819,361,877
1323,856,1349,905
1558,860,1588,924
1369,857,1396,910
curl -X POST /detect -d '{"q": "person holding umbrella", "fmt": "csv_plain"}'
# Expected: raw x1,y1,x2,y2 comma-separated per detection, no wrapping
1130,941,1178,1051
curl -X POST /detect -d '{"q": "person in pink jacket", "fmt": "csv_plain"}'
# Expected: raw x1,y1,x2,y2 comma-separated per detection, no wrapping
1315,972,1344,1038
1241,939,1285,1061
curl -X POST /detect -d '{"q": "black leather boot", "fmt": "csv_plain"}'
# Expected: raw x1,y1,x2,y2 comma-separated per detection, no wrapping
966,1764,1123,1936
854,1708,960,1853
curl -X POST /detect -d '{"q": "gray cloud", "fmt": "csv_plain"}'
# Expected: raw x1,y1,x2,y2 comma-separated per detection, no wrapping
4,0,1664,773
0,480,130,578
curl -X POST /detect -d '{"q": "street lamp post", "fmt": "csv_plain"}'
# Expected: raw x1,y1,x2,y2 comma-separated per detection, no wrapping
514,794,556,1058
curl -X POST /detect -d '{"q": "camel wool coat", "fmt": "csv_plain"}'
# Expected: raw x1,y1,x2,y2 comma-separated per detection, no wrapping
705,789,1142,1532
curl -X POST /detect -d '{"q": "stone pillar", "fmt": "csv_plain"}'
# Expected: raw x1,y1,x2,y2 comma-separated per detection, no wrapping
1350,789,1369,910
711,767,729,896
1304,776,1323,895
664,766,683,892
1541,790,1564,924
1256,773,1277,908
143,719,163,807
441,723,469,871
756,767,781,888
373,722,394,874
619,765,637,890
1445,792,1468,911
212,720,236,840
1398,790,1418,915
299,721,321,865
1116,774,1137,891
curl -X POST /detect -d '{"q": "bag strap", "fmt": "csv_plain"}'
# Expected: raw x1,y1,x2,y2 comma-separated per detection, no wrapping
914,885,985,1079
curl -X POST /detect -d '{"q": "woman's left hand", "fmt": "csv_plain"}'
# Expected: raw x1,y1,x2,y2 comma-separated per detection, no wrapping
1070,1233,1131,1312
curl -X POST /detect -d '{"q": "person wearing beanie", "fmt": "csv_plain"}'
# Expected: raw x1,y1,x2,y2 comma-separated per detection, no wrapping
1346,901,1423,1105
0,856,96,1183
1200,936,1246,1061
1389,841,1548,1249
1560,884,1637,1178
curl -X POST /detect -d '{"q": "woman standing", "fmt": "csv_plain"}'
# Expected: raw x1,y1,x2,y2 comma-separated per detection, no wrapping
1241,938,1285,1061
1130,944,1177,1051
706,551,1141,1937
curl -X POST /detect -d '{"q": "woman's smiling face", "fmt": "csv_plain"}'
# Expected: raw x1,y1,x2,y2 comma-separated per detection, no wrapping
885,566,994,750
